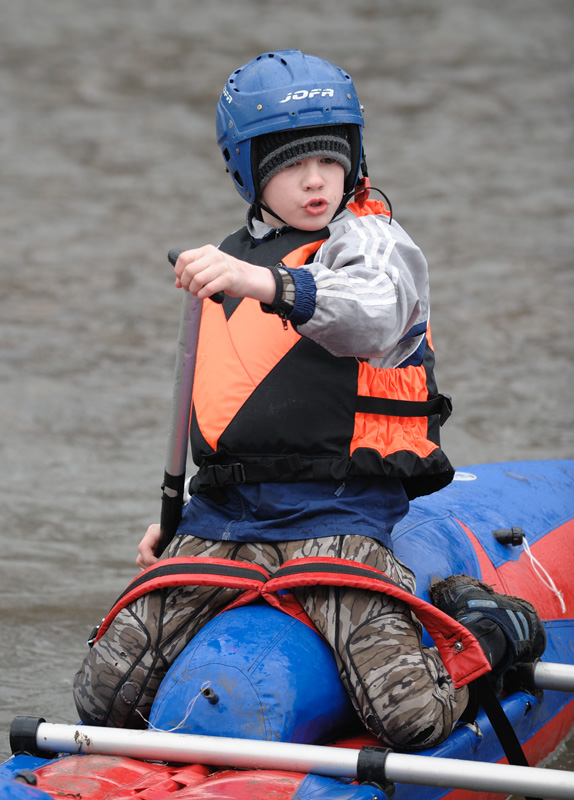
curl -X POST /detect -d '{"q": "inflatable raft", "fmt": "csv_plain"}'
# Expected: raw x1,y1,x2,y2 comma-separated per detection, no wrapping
1,459,573,799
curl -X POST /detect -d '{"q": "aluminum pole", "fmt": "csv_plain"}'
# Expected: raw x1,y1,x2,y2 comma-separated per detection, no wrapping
11,720,574,800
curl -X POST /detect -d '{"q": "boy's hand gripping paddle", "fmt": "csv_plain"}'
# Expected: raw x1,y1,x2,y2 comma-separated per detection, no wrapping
155,250,224,557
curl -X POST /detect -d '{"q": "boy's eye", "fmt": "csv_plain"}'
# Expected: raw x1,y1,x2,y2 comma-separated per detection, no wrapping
322,157,336,164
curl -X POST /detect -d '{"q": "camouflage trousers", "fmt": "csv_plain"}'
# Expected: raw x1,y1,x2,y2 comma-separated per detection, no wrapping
73,534,468,749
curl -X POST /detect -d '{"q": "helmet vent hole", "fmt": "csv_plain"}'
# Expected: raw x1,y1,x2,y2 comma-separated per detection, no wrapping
222,148,231,163
233,171,244,187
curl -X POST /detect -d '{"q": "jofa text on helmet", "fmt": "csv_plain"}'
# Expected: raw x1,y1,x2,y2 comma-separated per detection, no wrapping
279,88,335,103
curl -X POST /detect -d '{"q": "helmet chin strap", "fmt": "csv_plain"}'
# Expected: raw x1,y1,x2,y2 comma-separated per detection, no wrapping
253,199,289,228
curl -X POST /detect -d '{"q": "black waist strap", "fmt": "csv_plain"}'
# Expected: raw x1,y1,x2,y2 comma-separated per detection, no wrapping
191,454,307,493
356,393,452,426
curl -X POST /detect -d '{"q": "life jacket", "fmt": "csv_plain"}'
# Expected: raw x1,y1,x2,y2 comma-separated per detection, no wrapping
191,200,454,500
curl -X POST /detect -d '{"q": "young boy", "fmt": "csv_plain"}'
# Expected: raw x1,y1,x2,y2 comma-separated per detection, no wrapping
74,50,544,749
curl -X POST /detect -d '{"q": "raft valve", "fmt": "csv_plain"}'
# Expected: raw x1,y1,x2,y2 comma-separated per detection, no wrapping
201,687,219,705
493,527,524,546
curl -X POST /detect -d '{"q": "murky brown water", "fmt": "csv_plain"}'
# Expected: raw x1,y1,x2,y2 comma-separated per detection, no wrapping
1,0,573,783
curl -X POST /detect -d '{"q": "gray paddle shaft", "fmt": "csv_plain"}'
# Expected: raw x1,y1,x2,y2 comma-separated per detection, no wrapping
157,290,203,556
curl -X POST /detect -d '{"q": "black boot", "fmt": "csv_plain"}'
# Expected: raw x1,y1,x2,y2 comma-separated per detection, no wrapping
432,575,548,788
430,574,546,678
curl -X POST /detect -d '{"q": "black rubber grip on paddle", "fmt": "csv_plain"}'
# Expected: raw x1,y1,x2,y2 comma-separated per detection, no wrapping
168,249,225,303
157,470,186,557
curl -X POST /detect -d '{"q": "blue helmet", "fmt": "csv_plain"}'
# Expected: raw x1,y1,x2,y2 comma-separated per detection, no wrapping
216,50,365,203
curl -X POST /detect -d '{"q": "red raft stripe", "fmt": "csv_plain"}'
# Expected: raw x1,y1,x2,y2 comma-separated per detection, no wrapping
94,557,270,644
459,518,574,619
263,557,491,688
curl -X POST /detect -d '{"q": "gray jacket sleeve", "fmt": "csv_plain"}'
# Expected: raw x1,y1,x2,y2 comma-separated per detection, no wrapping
295,210,430,366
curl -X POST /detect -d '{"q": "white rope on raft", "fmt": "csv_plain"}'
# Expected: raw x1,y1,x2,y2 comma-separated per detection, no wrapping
137,682,214,733
522,535,567,615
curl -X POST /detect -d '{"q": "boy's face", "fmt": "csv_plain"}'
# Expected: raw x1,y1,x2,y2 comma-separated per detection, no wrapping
261,157,345,231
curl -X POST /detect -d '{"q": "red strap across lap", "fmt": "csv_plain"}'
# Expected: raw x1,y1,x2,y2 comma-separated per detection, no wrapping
93,555,491,687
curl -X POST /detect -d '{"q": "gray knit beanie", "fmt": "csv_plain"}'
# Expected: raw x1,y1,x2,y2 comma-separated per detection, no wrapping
256,125,352,192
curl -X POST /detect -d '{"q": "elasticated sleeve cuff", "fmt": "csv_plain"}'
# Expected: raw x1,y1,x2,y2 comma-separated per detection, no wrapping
285,267,317,327
260,266,317,327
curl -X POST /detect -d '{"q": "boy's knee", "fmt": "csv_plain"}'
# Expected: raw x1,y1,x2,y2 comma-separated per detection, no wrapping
73,655,109,726
361,675,469,750
364,706,453,750
72,644,148,728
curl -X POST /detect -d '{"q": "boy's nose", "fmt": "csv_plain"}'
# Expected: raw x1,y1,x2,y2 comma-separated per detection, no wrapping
301,159,324,188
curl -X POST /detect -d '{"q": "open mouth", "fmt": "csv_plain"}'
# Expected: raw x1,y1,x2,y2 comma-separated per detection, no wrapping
305,198,328,215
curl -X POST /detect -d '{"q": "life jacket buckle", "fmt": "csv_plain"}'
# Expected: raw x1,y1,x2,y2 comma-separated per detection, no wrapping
206,462,247,487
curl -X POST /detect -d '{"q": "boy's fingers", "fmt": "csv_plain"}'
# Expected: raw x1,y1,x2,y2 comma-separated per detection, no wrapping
168,247,226,302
